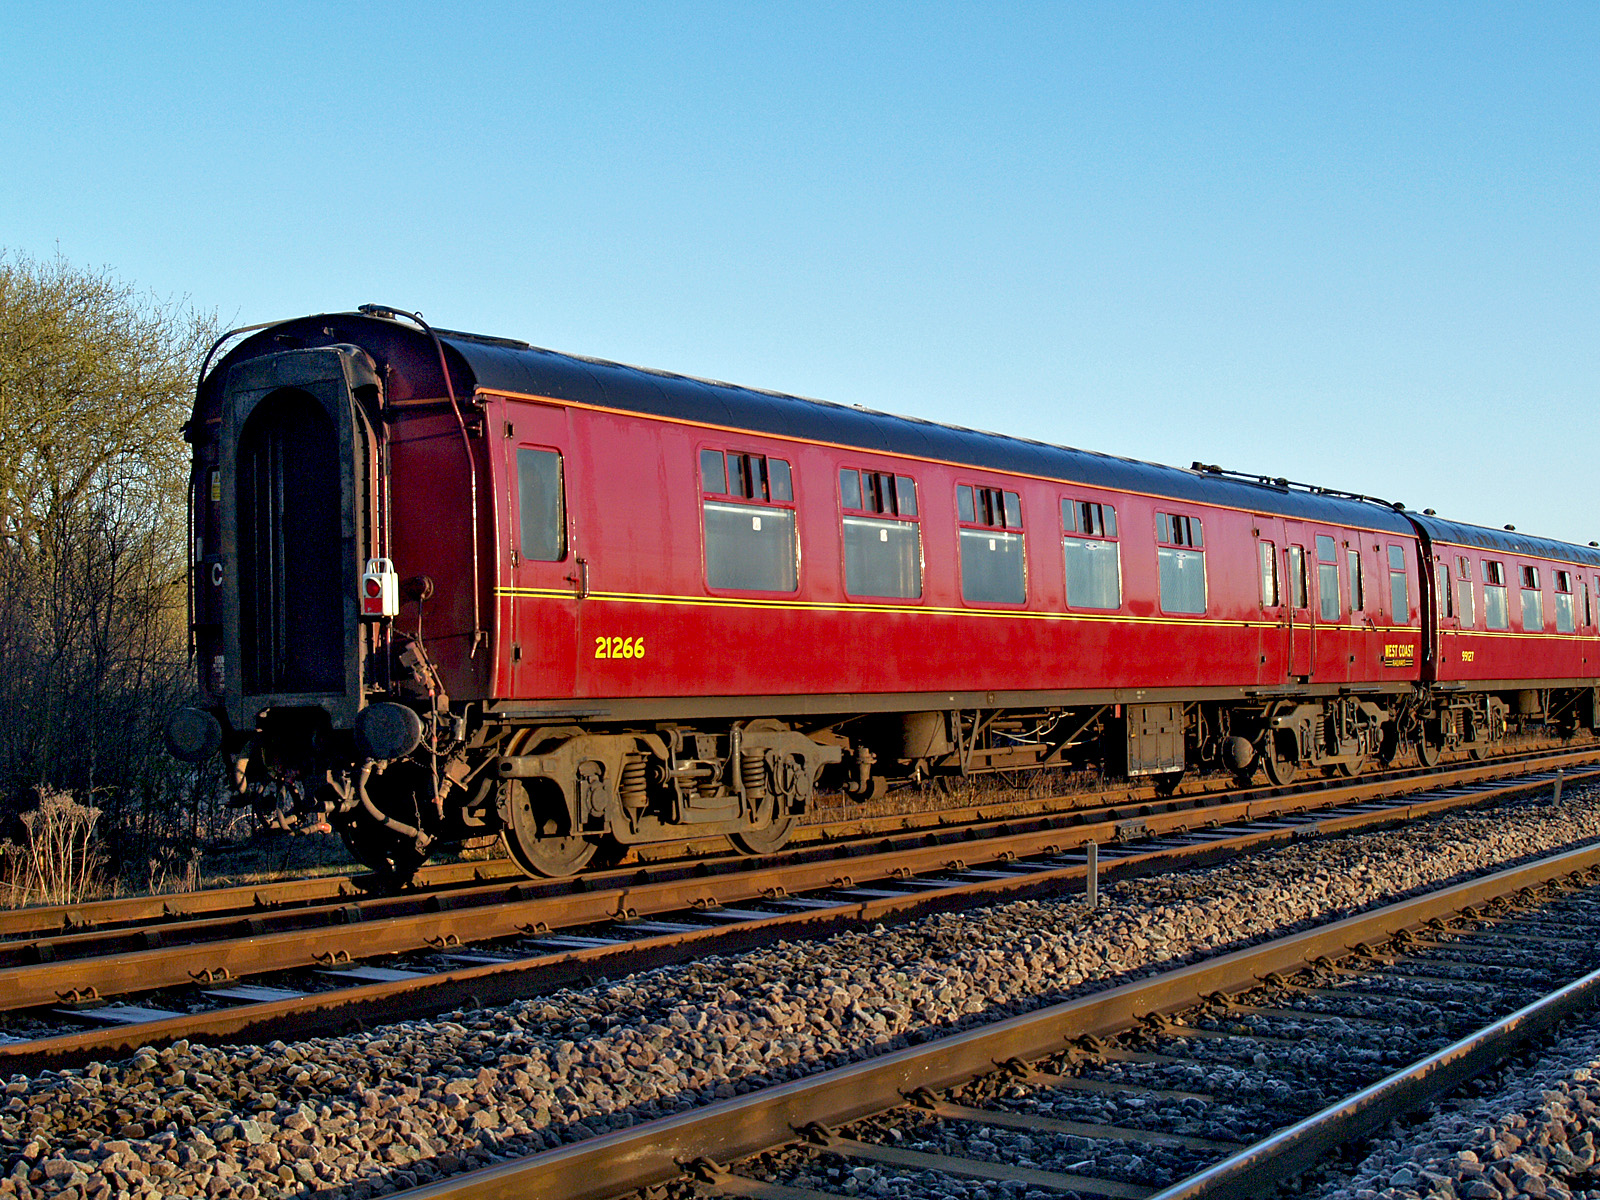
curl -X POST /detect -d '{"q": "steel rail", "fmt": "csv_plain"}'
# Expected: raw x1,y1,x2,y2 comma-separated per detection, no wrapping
3,760,1586,1074
0,768,1379,941
0,778,1250,941
0,760,1190,940
0,859,524,941
0,797,1395,1075
0,783,1242,962
2,740,1583,943
1147,959,1600,1199
0,758,1589,1082
1,755,1586,1017
368,840,1600,1200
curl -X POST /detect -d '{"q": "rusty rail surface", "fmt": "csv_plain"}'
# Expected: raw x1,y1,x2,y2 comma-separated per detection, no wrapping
0,753,1586,1014
2,739,1583,946
1148,963,1600,1198
0,770,1169,941
1,756,1592,1075
376,840,1600,1200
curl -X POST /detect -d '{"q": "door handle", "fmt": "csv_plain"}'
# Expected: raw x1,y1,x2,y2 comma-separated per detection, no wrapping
565,557,590,599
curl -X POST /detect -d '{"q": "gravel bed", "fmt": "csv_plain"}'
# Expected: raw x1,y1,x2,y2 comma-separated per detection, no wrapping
4,782,1600,1199
1305,1007,1600,1200
750,1105,1213,1198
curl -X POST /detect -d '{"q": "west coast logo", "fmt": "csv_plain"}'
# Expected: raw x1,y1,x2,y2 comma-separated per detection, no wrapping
1383,643,1416,667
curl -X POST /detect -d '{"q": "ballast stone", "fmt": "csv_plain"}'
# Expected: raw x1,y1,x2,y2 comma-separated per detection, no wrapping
4,784,1600,1197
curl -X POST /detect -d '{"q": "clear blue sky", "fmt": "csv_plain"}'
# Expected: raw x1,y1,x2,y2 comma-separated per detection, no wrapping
4,4,1596,543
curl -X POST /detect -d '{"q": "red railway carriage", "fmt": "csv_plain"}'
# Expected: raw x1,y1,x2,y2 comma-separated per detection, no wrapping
165,309,1600,883
1411,515,1600,745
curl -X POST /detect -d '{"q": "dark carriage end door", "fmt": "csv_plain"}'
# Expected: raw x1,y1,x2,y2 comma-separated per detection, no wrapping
499,400,580,700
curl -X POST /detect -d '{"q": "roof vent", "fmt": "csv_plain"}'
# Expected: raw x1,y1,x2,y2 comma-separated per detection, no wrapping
1504,524,1516,531
1423,508,1436,516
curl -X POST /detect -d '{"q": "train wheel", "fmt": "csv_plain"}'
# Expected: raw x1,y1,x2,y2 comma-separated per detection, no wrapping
1337,754,1366,778
1415,733,1442,768
1468,742,1489,761
502,827,597,877
730,790,796,856
501,776,599,878
1263,738,1298,787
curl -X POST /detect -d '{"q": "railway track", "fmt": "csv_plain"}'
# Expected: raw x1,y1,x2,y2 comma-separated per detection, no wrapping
9,734,1584,947
10,737,1561,945
1,748,1595,1077
367,837,1600,1200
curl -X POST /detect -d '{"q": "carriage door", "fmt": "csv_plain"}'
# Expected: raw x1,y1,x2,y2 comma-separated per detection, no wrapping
1255,524,1286,685
1283,532,1314,680
497,399,580,700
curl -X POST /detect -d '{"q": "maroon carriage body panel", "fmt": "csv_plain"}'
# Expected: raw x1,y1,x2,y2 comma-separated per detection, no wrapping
475,390,1424,708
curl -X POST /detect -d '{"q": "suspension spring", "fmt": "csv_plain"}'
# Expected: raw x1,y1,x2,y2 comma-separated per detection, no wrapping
620,755,649,810
741,751,767,800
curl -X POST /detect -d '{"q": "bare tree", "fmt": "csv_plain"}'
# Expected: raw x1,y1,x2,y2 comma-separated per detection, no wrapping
0,251,214,888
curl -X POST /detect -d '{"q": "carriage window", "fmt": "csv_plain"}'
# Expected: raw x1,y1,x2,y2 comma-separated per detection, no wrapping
1259,540,1279,607
839,468,862,510
517,448,567,562
841,469,913,518
1456,556,1474,629
1156,513,1205,614
1388,545,1409,623
1348,549,1364,613
958,484,1025,604
1316,535,1340,622
1521,565,1544,632
895,476,917,517
700,449,727,494
1436,560,1454,620
1062,500,1120,609
768,459,793,502
1063,499,1117,539
1157,513,1202,547
1483,559,1509,630
701,448,797,592
841,468,921,599
1555,569,1575,634
1288,545,1308,610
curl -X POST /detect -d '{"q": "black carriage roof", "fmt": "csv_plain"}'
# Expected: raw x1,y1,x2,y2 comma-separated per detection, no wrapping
1409,513,1600,568
420,321,1422,536
207,311,1591,559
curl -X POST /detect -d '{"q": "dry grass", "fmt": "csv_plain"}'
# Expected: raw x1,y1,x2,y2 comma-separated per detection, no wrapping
196,827,357,890
0,788,106,907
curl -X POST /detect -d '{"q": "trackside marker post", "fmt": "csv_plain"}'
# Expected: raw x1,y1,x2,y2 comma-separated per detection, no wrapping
1086,840,1099,909
1556,770,1564,805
